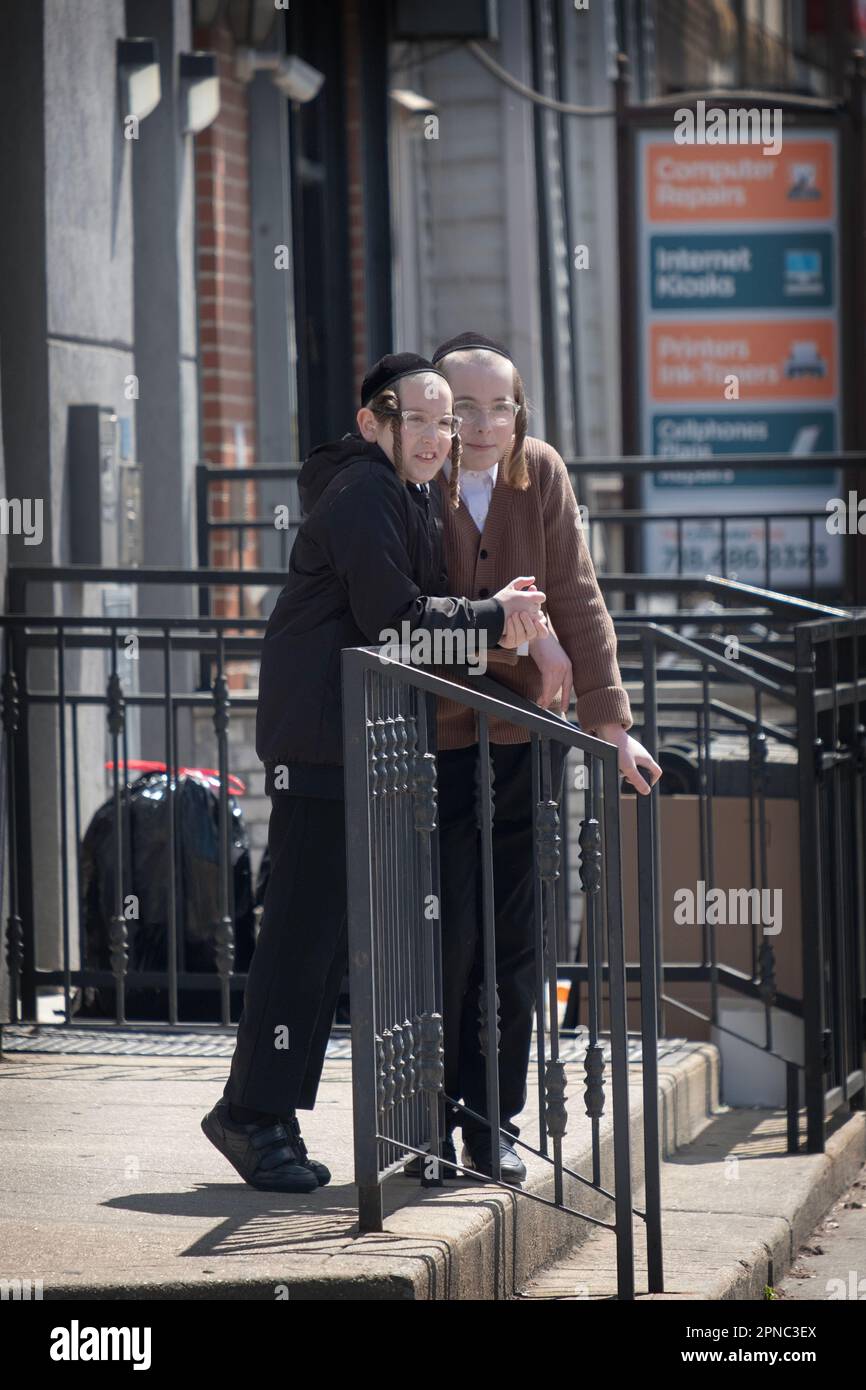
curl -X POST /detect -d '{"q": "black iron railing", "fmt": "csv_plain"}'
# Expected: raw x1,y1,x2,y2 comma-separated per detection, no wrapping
341,645,662,1300
195,452,864,605
583,575,865,1156
567,453,864,603
0,570,665,1301
1,611,261,1027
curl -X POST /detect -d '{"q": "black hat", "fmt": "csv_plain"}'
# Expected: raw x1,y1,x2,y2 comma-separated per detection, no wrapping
431,331,514,365
360,352,448,407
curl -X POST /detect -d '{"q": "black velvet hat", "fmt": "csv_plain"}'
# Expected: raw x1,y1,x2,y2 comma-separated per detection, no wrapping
431,331,514,365
360,352,448,407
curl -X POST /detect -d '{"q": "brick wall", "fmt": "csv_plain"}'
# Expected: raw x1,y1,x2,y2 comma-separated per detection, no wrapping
193,16,259,654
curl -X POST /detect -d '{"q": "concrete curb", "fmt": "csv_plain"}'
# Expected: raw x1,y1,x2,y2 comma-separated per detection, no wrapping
519,1093,866,1301
749,1112,866,1298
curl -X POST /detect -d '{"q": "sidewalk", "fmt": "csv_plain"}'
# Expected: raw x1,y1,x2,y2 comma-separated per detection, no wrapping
518,1110,866,1300
1,1027,863,1300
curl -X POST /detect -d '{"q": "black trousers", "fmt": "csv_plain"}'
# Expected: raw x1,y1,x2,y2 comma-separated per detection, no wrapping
223,792,348,1115
223,743,566,1125
438,740,567,1142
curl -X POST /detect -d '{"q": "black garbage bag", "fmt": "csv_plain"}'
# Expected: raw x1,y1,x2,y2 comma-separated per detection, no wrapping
78,771,255,1021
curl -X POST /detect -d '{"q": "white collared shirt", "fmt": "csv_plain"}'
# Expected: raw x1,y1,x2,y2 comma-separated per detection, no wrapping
442,456,528,654
443,456,498,534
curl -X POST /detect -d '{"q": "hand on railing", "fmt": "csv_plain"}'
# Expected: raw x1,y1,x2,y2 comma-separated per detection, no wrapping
591,724,662,796
526,629,572,709
494,576,547,647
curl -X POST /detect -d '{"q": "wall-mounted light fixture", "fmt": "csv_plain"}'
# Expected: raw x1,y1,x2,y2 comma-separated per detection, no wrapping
234,50,324,103
390,89,437,114
117,37,162,123
179,51,220,132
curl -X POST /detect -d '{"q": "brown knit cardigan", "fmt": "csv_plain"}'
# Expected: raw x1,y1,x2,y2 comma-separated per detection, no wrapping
433,436,633,749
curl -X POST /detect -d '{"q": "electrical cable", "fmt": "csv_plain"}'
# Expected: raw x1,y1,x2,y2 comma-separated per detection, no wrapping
466,40,615,116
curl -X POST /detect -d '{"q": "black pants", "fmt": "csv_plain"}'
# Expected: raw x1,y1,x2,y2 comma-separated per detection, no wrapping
223,793,348,1115
438,740,567,1143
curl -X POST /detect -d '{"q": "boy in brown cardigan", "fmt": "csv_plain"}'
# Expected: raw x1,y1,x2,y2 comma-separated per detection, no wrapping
434,430,632,746
429,333,661,1184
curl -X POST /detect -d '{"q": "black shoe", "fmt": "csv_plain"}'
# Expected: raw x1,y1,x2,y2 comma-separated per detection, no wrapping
201,1099,319,1193
461,1132,527,1185
403,1135,459,1179
285,1113,331,1187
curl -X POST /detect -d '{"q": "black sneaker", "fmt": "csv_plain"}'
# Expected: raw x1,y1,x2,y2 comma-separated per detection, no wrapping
285,1113,331,1187
402,1135,459,1179
201,1098,319,1193
461,1133,527,1185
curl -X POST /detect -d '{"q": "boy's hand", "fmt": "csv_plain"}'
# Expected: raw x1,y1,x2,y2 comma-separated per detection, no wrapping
494,576,547,646
592,724,663,796
528,632,573,709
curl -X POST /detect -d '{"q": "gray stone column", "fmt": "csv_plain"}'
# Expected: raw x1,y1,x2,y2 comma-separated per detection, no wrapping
0,0,138,992
126,0,199,762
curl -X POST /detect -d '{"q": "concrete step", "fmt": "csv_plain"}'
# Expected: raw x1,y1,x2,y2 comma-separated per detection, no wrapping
0,1035,722,1300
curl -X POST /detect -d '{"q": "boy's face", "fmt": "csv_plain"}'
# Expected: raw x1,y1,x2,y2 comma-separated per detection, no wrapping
357,373,456,485
442,357,516,472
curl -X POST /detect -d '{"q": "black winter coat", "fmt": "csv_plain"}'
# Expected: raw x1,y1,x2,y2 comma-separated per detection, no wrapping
255,435,505,794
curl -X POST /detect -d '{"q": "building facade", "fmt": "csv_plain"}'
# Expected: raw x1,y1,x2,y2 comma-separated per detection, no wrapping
0,0,862,1006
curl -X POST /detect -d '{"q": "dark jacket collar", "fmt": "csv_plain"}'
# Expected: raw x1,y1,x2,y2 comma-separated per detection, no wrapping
297,433,395,516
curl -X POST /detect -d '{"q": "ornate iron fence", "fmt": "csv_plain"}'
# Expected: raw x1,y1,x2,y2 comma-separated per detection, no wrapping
195,452,864,606
341,645,662,1300
592,577,865,1156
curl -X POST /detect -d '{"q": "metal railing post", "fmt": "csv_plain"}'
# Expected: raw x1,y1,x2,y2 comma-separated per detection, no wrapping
477,715,502,1185
601,743,635,1300
795,623,827,1152
342,649,383,1231
636,770,663,1292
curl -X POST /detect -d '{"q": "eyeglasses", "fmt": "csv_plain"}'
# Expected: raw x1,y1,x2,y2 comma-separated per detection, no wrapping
453,401,519,429
386,410,462,438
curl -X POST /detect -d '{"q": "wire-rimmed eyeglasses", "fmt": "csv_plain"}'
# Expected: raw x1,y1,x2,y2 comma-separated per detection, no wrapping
383,409,463,438
453,400,519,428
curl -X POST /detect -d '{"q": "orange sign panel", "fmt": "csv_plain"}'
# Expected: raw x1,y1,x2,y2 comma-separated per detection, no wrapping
649,319,836,401
645,139,834,223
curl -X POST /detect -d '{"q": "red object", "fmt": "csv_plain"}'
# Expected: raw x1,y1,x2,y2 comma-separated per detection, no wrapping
808,1,866,35
104,759,246,796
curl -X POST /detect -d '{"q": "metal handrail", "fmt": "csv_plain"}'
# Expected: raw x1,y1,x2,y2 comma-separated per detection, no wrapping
341,645,662,1299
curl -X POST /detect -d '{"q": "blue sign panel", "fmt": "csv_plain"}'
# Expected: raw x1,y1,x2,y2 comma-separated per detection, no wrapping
650,409,837,485
649,232,834,310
